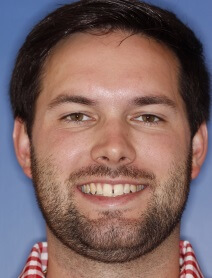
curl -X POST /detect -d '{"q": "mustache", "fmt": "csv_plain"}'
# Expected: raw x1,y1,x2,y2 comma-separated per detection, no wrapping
68,164,156,183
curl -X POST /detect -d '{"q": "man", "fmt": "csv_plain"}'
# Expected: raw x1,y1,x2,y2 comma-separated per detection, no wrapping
10,0,210,277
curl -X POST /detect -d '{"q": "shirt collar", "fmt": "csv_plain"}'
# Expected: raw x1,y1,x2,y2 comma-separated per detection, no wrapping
19,240,203,277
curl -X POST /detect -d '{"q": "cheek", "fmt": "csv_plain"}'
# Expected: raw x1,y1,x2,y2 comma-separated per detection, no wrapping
33,127,93,173
134,131,190,176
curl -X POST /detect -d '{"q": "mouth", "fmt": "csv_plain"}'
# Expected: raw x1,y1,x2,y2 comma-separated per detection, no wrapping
81,183,146,197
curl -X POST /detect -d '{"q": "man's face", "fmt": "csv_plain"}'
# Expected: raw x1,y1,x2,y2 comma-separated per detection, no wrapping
30,32,192,262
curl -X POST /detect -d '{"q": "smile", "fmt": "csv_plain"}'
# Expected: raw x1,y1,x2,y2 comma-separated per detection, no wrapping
81,183,145,197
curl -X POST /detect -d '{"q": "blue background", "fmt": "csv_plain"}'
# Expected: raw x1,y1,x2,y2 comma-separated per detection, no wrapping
0,0,211,277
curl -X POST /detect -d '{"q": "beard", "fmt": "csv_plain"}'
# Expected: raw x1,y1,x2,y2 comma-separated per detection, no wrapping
31,146,192,263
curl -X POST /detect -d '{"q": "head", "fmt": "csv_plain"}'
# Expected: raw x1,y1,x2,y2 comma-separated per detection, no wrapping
11,0,210,263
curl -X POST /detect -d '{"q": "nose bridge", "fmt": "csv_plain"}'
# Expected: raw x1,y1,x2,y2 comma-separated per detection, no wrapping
91,118,136,166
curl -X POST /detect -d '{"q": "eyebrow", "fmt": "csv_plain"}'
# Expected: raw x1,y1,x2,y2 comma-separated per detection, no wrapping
47,94,98,110
47,93,177,110
132,95,177,109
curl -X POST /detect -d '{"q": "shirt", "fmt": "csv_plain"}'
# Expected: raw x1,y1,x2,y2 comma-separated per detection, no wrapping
19,240,203,277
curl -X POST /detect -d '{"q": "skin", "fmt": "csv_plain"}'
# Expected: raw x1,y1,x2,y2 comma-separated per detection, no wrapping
13,32,208,277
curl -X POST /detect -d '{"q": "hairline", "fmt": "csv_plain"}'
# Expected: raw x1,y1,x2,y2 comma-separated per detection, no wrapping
29,29,189,138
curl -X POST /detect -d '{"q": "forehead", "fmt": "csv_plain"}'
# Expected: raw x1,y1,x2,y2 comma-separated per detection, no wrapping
40,31,182,107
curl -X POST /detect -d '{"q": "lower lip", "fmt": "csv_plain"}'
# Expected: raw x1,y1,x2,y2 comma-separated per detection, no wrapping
77,187,147,207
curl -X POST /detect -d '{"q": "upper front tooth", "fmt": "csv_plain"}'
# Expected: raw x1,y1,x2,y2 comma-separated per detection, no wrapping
96,183,103,195
114,184,124,196
103,184,113,196
124,184,130,194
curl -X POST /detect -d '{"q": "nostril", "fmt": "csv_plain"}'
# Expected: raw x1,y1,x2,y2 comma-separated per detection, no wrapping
120,157,126,161
99,156,127,163
102,156,109,161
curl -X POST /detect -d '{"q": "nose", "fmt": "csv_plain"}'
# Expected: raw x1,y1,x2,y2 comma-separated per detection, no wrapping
91,121,136,167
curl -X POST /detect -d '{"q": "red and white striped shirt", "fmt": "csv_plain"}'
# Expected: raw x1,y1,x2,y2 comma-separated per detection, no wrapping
19,240,203,277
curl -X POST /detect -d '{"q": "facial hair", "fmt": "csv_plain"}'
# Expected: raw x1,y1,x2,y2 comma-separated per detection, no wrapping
30,146,192,263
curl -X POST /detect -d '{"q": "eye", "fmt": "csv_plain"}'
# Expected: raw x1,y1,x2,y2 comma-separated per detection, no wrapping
134,114,161,124
61,113,92,122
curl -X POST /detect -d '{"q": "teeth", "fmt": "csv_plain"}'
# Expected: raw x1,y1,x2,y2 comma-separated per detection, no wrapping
137,185,142,191
90,183,96,194
85,184,90,194
130,185,137,193
137,185,145,191
81,183,145,197
114,184,124,196
124,184,130,194
103,184,113,197
97,183,103,195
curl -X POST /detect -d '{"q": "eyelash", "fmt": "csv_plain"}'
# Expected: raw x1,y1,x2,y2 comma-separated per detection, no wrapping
61,113,92,124
60,113,162,126
132,114,162,125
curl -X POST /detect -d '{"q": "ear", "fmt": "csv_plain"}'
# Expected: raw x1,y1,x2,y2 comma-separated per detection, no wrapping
191,122,208,180
13,118,32,179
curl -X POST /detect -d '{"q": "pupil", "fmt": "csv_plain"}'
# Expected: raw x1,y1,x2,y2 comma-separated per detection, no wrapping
73,113,83,121
76,114,82,120
145,115,154,122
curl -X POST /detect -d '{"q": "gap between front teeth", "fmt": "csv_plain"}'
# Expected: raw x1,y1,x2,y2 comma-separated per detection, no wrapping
81,183,145,197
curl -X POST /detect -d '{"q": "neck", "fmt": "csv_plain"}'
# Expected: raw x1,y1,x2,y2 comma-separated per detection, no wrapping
46,226,180,278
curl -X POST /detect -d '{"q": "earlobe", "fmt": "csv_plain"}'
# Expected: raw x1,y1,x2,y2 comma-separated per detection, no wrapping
13,118,32,178
191,122,208,180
